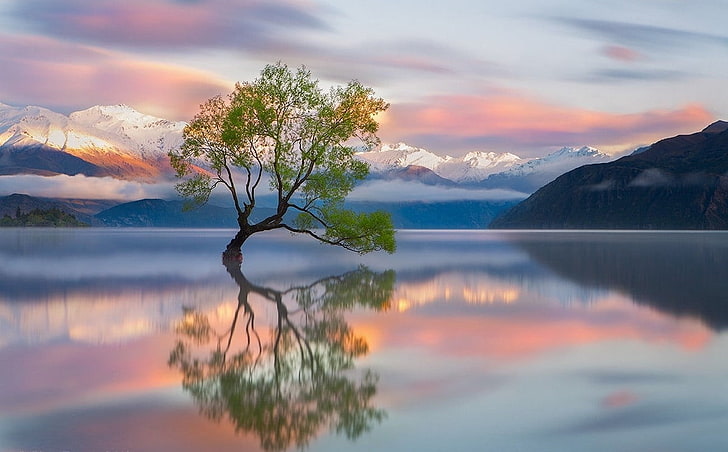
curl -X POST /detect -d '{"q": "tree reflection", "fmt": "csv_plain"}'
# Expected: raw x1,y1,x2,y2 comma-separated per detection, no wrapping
168,261,395,451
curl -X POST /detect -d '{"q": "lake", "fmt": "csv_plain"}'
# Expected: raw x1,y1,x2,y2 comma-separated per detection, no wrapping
1,228,728,451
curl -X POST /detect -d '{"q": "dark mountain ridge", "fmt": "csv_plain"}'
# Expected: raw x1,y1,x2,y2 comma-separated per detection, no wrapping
491,121,728,229
0,142,110,177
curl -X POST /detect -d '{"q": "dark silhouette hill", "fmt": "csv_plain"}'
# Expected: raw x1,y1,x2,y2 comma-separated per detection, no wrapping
491,121,728,229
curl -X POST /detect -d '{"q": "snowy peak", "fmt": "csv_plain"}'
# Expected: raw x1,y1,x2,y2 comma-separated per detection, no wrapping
547,145,606,160
0,103,185,159
0,102,186,180
365,142,445,171
70,104,184,132
497,146,613,179
69,104,185,158
462,151,521,166
357,143,529,183
0,104,73,149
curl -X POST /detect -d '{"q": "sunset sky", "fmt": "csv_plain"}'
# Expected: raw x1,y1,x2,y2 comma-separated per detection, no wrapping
1,0,726,157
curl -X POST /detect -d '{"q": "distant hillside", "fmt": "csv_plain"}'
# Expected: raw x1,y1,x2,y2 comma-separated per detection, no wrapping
348,200,519,229
96,198,516,229
95,199,239,227
491,121,728,229
1,206,88,227
0,194,516,229
0,193,117,225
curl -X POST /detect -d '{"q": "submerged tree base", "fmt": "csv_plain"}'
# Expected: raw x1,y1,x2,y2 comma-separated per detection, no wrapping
222,229,248,264
222,249,243,264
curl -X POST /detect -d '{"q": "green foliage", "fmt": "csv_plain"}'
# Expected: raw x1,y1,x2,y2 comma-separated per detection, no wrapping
0,207,88,227
169,61,395,253
294,203,396,254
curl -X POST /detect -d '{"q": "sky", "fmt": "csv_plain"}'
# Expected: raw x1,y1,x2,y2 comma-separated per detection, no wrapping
1,0,727,158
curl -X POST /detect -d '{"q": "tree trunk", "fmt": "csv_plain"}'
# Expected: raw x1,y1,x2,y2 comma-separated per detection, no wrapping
222,228,251,263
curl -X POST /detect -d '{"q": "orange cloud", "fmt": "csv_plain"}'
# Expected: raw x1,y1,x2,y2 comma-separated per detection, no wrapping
0,34,231,120
382,91,714,154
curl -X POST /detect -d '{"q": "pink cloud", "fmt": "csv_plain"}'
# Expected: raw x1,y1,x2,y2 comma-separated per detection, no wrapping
602,390,640,408
10,0,329,49
0,34,230,120
381,91,714,155
603,45,642,62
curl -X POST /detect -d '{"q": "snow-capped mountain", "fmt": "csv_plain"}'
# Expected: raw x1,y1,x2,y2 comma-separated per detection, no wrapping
481,146,614,193
495,146,612,177
357,142,614,192
0,102,185,180
357,143,445,172
437,151,524,182
356,142,527,183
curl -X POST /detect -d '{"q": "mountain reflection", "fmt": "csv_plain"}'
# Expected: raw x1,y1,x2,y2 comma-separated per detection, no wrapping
508,232,728,330
168,260,396,451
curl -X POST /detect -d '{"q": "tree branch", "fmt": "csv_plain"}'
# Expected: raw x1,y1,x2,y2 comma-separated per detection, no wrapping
280,224,369,253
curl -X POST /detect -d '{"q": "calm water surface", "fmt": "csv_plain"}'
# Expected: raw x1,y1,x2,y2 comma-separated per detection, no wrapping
1,228,728,451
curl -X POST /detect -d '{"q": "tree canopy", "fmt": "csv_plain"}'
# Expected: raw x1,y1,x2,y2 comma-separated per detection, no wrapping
169,62,395,258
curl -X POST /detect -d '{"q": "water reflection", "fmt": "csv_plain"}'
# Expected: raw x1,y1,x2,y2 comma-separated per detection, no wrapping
168,260,396,451
507,232,728,330
2,229,728,451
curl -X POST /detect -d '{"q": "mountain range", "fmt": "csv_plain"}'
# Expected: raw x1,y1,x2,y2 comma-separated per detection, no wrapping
356,142,614,192
0,102,614,190
491,121,728,229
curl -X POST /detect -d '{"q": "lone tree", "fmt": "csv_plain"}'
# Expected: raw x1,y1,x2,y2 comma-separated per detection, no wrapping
169,62,395,260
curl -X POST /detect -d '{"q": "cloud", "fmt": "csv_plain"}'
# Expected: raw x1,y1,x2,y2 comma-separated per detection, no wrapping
8,0,331,49
0,174,178,200
348,180,528,202
602,45,642,62
602,390,639,409
5,0,499,92
587,68,688,83
0,33,230,120
553,17,728,52
629,168,673,187
381,91,714,156
588,180,616,191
